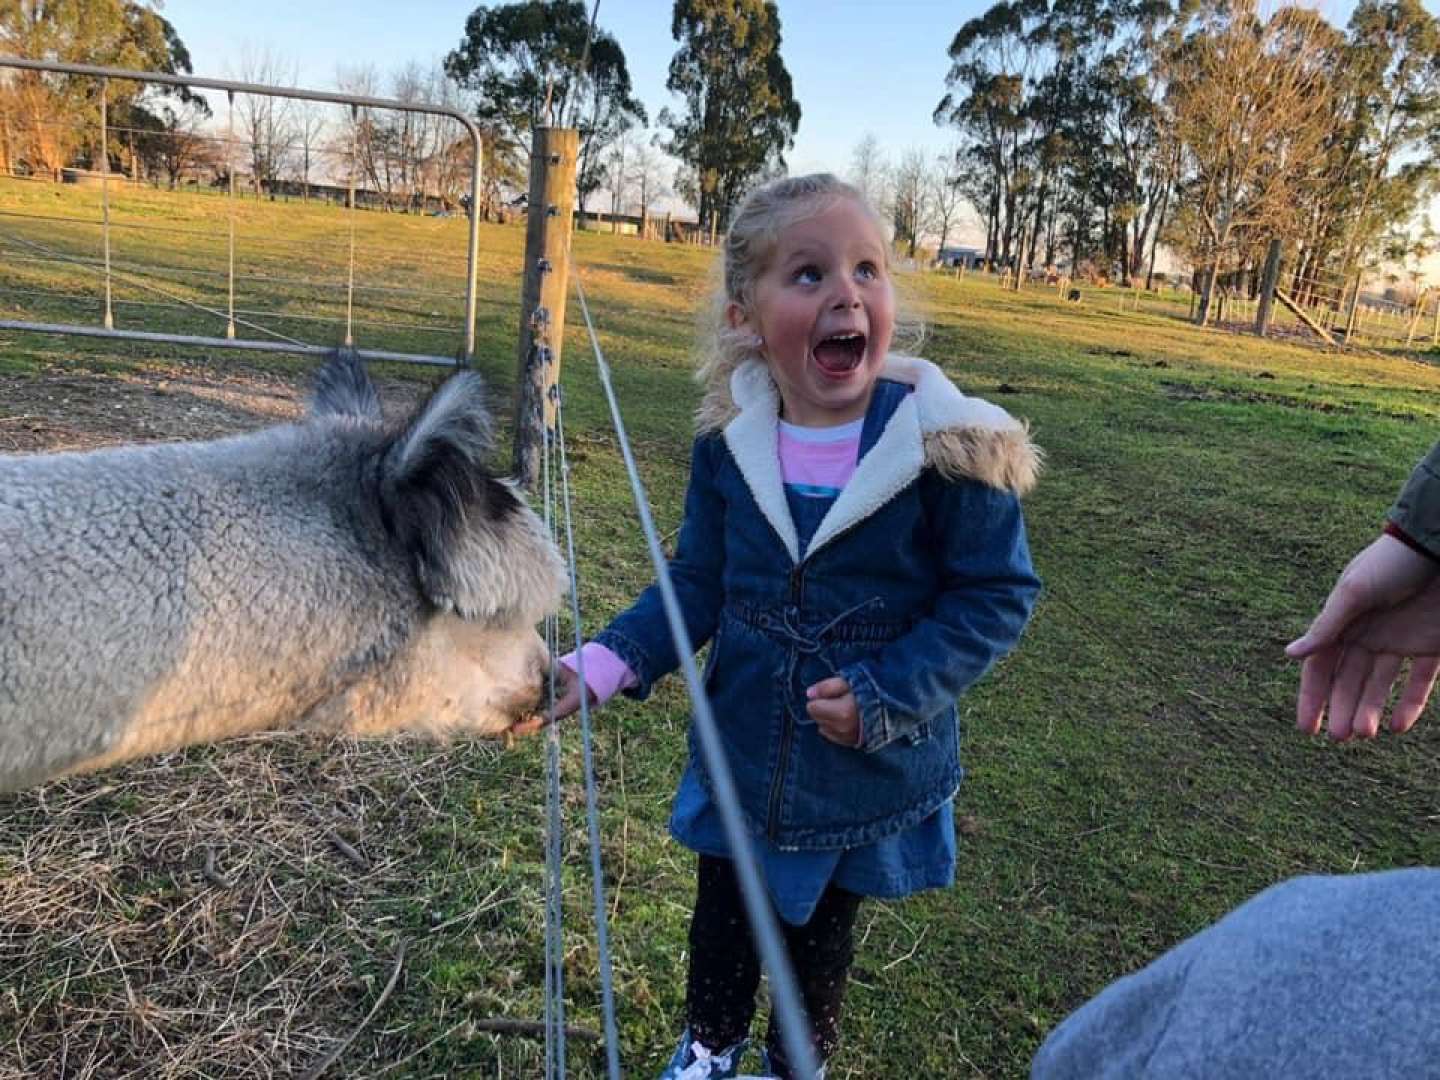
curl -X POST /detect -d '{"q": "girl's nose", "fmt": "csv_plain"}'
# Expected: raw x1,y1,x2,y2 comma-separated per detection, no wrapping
831,283,861,309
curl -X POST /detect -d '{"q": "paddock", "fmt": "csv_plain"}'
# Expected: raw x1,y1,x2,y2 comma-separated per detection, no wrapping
2,166,1439,1078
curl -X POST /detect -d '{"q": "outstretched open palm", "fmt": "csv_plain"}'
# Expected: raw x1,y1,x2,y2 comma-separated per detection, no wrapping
1289,536,1440,740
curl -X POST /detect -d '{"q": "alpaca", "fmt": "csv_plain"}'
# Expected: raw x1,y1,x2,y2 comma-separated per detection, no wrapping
0,351,567,793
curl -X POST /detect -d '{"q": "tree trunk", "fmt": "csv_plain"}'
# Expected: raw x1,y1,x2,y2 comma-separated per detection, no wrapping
1197,260,1220,325
1101,200,1112,278
1145,180,1171,292
1255,237,1283,337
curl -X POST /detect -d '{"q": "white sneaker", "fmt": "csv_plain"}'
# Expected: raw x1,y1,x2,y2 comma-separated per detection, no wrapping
658,1028,749,1080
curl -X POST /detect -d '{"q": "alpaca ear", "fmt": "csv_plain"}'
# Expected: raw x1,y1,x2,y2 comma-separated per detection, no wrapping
378,372,530,618
309,348,382,421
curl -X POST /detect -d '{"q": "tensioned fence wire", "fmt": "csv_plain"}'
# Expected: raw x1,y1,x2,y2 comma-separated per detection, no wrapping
0,243,481,341
2,228,309,347
533,340,620,1080
564,259,822,1080
553,393,624,1080
0,179,469,362
540,422,569,1078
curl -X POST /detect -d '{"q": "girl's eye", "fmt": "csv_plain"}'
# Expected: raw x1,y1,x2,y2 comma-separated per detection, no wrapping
856,261,879,281
793,264,822,285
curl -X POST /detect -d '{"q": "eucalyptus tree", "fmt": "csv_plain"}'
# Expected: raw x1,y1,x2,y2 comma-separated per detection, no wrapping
1332,0,1440,275
935,0,1049,269
659,0,800,232
1088,0,1177,281
445,0,646,212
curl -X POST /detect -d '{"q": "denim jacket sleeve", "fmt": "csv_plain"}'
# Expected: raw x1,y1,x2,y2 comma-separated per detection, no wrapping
840,472,1040,753
593,436,726,699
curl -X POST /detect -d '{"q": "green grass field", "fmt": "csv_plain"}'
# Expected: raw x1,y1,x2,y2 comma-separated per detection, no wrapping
1,177,1439,1078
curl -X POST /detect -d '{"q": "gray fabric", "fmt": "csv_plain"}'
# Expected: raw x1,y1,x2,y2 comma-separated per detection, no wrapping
1388,441,1440,559
1031,868,1440,1079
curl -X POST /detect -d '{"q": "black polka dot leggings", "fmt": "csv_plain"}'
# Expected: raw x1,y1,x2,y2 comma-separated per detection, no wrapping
685,854,863,1077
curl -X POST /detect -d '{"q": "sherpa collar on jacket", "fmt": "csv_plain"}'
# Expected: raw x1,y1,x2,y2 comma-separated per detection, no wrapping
718,354,1040,564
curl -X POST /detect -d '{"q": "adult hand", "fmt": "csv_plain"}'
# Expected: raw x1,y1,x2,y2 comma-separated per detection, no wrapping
1287,533,1440,740
806,676,862,748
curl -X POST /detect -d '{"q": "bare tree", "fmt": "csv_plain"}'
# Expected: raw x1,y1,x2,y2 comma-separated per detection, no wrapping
331,62,471,214
605,129,636,232
149,99,217,188
234,45,299,197
334,64,384,208
0,68,14,176
293,102,328,200
386,62,428,212
416,68,475,213
928,148,969,258
891,147,930,259
849,132,891,211
629,138,670,235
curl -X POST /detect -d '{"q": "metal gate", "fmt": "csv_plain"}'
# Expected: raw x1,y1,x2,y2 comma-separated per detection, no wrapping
0,56,485,366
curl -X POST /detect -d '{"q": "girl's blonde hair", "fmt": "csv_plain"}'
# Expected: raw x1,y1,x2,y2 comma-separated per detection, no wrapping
694,173,924,431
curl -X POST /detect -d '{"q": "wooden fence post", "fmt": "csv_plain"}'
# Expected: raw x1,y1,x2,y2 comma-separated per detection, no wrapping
512,126,578,489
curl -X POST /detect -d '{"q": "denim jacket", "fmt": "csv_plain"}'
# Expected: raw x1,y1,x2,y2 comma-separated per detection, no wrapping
596,355,1041,850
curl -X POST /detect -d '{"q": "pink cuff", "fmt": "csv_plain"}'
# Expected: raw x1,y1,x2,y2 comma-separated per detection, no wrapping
559,642,638,707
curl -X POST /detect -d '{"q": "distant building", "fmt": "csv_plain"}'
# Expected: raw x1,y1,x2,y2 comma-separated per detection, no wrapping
937,245,984,269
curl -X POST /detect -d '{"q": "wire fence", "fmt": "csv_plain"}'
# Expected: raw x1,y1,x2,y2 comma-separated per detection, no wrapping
933,260,1440,353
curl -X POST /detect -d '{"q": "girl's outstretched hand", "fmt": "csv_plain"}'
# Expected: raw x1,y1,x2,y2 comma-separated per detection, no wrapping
506,664,593,740
807,677,862,748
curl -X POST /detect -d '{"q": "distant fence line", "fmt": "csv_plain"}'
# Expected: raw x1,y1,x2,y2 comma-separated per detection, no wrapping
935,250,1437,354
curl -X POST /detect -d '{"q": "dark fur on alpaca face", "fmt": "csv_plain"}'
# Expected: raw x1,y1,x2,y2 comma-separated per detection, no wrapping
0,350,566,793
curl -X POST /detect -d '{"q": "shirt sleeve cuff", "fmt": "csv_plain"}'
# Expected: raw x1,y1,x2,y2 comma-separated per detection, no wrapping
842,662,895,753
1383,520,1440,565
558,642,638,707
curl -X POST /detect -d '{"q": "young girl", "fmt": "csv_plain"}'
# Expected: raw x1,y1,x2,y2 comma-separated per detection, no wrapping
549,173,1041,1079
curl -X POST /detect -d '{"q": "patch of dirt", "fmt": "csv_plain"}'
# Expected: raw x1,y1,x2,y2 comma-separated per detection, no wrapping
0,358,431,453
1158,379,1354,414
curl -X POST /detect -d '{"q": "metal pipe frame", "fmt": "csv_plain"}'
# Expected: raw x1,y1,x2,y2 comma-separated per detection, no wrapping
0,55,485,366
0,319,458,366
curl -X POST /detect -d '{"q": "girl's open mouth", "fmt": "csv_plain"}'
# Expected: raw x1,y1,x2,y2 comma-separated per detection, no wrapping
812,332,866,377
